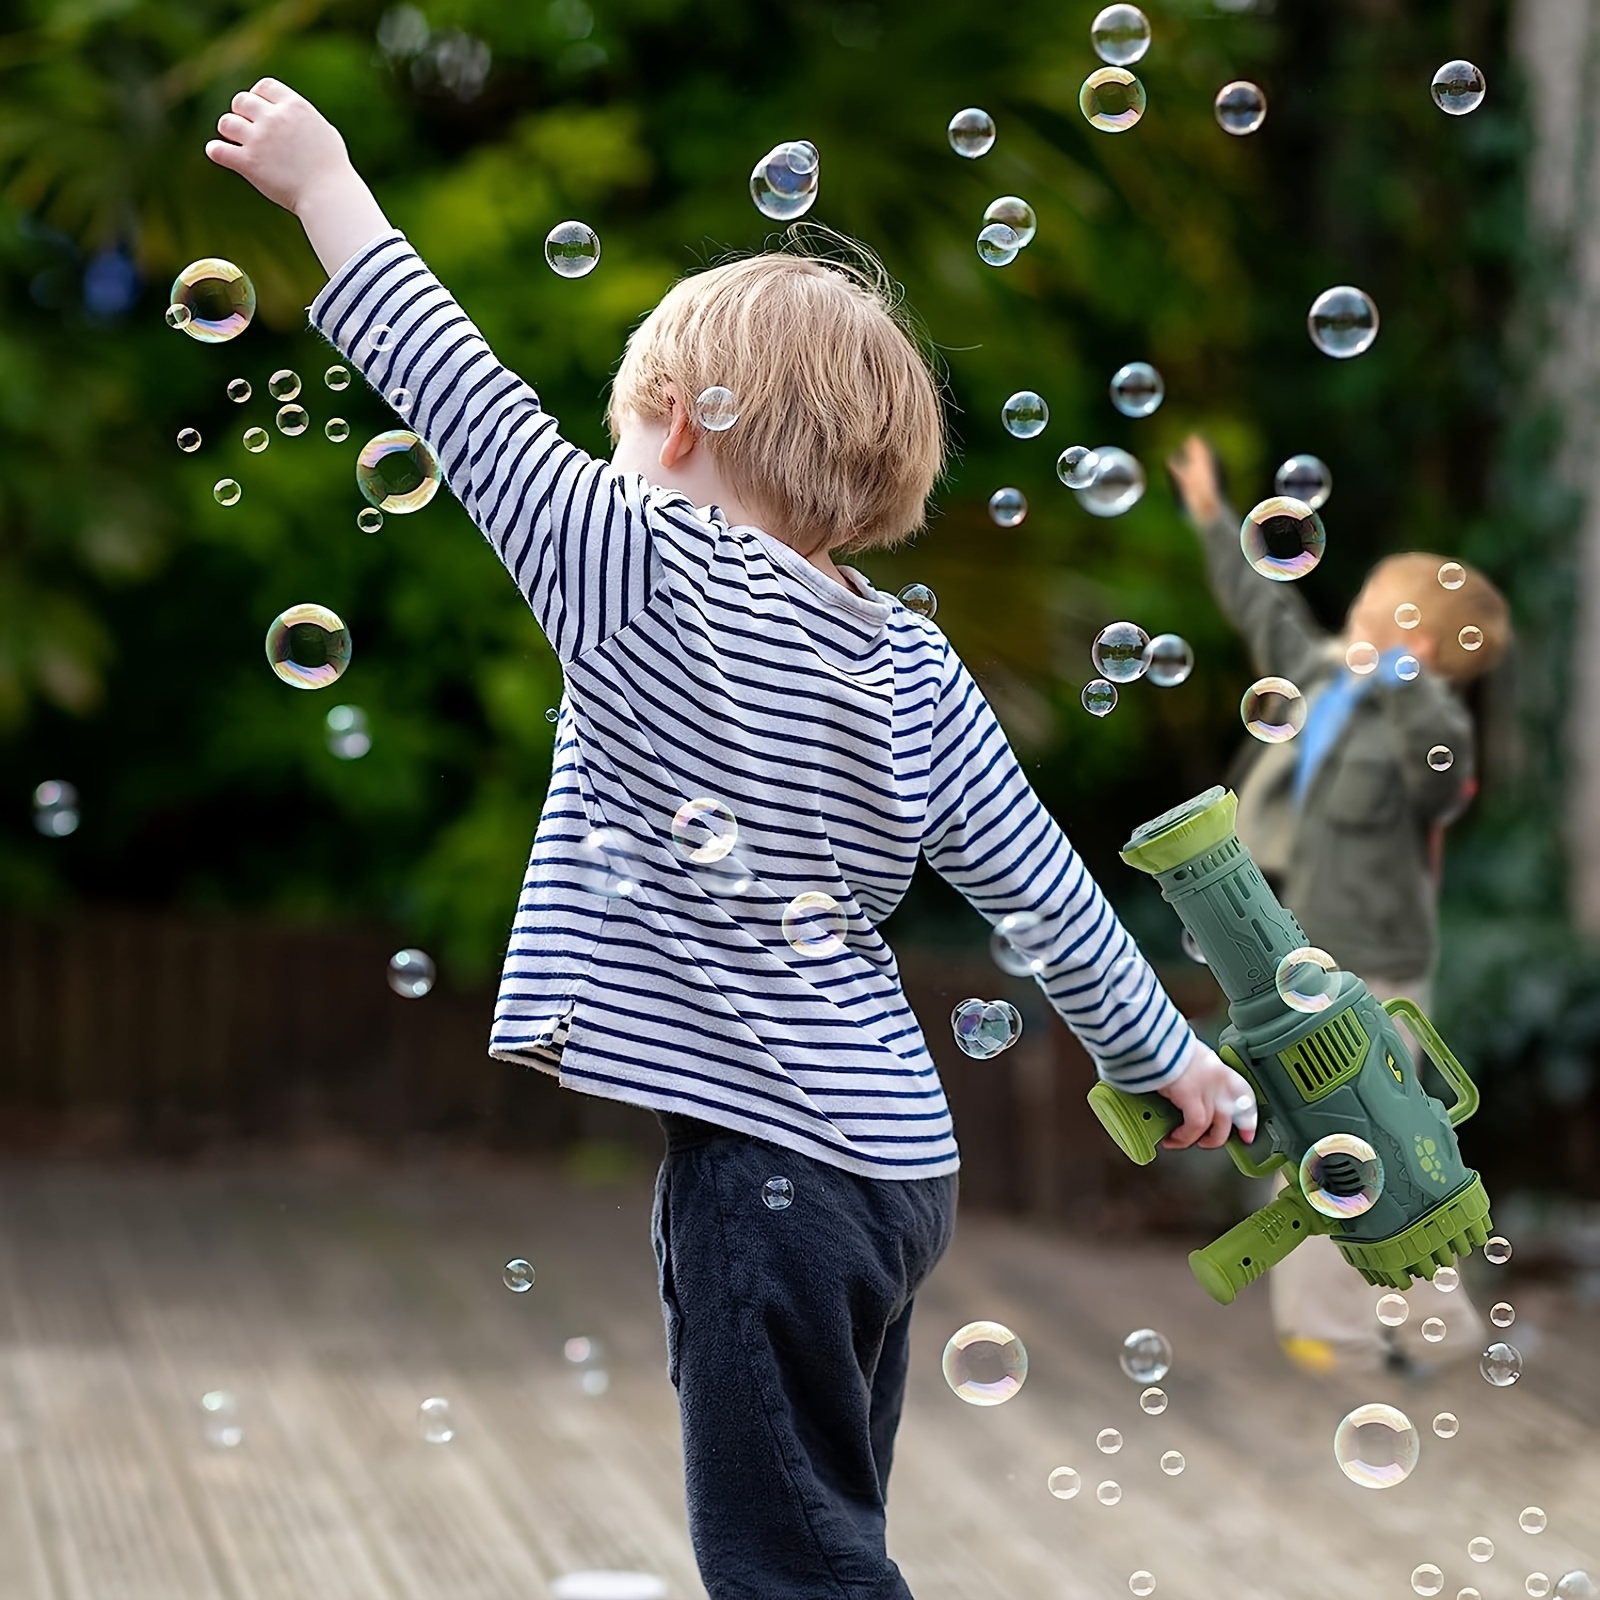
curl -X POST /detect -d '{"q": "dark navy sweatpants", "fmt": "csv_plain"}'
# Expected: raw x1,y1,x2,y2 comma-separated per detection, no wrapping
651,1113,958,1600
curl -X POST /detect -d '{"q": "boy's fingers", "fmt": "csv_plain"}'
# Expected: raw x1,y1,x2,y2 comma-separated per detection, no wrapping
231,89,269,119
215,112,253,145
1197,1104,1233,1149
251,76,294,102
204,138,248,171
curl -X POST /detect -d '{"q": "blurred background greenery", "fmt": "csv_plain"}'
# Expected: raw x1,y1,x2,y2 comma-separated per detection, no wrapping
1,0,1594,1189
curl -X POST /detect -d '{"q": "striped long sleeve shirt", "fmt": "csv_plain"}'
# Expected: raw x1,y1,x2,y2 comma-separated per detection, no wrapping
310,232,1196,1180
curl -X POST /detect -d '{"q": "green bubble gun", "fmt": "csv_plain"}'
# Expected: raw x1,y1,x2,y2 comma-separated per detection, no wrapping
1089,786,1493,1305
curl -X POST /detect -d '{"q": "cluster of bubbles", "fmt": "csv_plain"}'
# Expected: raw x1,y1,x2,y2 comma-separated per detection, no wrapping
977,195,1037,268
1080,623,1193,718
544,220,602,278
950,997,1024,1059
751,140,820,222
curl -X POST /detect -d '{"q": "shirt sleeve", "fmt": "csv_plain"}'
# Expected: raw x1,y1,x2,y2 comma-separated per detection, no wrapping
308,230,668,664
921,645,1196,1091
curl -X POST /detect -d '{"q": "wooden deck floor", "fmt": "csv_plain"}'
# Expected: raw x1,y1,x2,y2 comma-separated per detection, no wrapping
0,1151,1594,1600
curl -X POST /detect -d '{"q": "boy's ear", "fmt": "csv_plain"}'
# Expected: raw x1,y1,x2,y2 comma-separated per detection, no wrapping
658,385,697,470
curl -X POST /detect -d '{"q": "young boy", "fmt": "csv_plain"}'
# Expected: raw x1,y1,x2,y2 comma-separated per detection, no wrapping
1168,435,1511,1375
208,82,1257,1598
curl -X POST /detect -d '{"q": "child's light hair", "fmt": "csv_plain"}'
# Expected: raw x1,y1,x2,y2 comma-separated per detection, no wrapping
1356,552,1512,683
608,242,945,556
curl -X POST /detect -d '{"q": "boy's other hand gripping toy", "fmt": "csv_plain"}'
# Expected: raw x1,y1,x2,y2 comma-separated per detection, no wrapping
1088,785,1492,1305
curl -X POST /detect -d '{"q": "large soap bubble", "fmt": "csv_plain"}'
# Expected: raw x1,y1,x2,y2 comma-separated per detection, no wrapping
168,258,256,343
1308,286,1380,358
1240,497,1327,581
750,142,820,221
948,107,996,158
544,221,601,277
357,430,443,513
1080,67,1147,133
1431,60,1486,116
1091,4,1150,65
1333,1402,1420,1489
1077,448,1145,517
942,1320,1028,1405
265,603,352,691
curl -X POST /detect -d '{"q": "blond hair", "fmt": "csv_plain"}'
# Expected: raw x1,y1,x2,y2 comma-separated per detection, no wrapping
1356,552,1512,683
608,245,945,556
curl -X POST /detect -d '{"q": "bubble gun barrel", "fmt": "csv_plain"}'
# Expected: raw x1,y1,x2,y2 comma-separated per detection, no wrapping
1089,787,1494,1305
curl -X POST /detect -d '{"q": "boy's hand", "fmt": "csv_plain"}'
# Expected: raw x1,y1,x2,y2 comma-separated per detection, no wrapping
1157,1036,1258,1150
1166,434,1224,526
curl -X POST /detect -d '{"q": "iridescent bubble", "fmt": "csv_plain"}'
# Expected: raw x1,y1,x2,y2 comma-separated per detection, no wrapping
1097,1481,1123,1505
200,1390,243,1449
32,780,80,838
1242,676,1306,743
695,386,740,431
1490,1301,1514,1327
1308,286,1381,358
1057,445,1100,488
1120,1327,1171,1383
1097,1428,1124,1453
325,364,350,391
357,429,443,513
1435,1412,1461,1439
1240,497,1326,581
418,1396,454,1443
325,703,371,760
357,507,384,534
1427,746,1454,772
951,997,1023,1059
1333,1402,1420,1489
1438,561,1466,590
268,369,302,402
545,220,602,276
989,487,1027,527
243,426,269,453
1139,1386,1168,1415
1214,80,1268,135
1299,1130,1382,1217
503,1258,536,1292
1480,1341,1523,1386
177,427,202,453
164,303,192,330
1143,633,1193,687
1129,1574,1155,1597
1078,447,1146,516
948,107,996,159
1110,362,1164,418
984,197,1037,249
1091,4,1150,64
277,404,309,436
1346,640,1380,675
898,582,938,618
750,143,820,222
367,325,395,353
1002,390,1049,438
1274,454,1332,510
1159,1451,1185,1476
942,1320,1028,1405
387,947,436,999
1414,1567,1446,1597
1421,1317,1447,1343
1459,625,1484,652
388,386,413,416
1396,601,1422,630
1521,1508,1548,1535
1556,1575,1598,1600
325,418,350,443
1433,1265,1460,1292
1047,1467,1082,1499
213,478,241,507
990,910,1048,977
1432,60,1487,116
265,603,351,690
977,223,1021,267
1396,655,1421,681
1080,66,1147,132
1376,1293,1410,1327
226,378,252,404
1275,946,1341,1014
169,258,256,343
782,891,847,957
1083,679,1118,718
1093,621,1151,683
1485,1235,1512,1263
762,1177,794,1211
671,797,739,865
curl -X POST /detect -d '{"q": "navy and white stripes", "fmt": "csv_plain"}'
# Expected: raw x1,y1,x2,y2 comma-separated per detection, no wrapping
310,232,1194,1180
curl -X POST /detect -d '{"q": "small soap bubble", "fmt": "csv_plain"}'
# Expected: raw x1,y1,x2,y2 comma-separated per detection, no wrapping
1469,1537,1494,1562
503,1258,536,1292
1120,1327,1172,1383
897,582,938,618
1396,601,1422,630
1097,1428,1124,1454
545,707,558,723
577,828,642,900
1376,1294,1410,1327
226,377,252,403
177,427,202,453
1082,679,1119,718
1490,1301,1514,1327
1346,640,1380,675
1396,654,1421,681
545,220,602,276
1421,1317,1447,1343
991,910,1048,977
1435,1412,1461,1439
325,418,350,443
277,404,309,436
1097,1480,1123,1505
1129,1574,1156,1597
169,258,256,343
1485,1235,1512,1263
1092,622,1151,683
1240,496,1326,581
1180,928,1208,965
265,603,351,690
750,143,820,222
268,369,302,402
1139,1386,1168,1415
695,386,740,431
948,107,996,158
1299,1129,1382,1216
951,997,1024,1059
1002,390,1049,438
989,487,1027,527
32,780,80,838
579,1368,610,1396
201,1390,243,1449
1433,1265,1460,1292
1520,1508,1548,1535
1143,634,1193,688
367,324,395,353
1529,1579,1552,1599
1047,1467,1082,1499
671,797,739,865
784,141,819,176
1333,1401,1420,1489
1414,1567,1446,1596
1556,1575,1598,1600
783,891,847,957
1215,80,1268,135
357,429,442,513
1159,1451,1185,1476
1480,1341,1523,1386
325,704,371,760
1242,676,1306,743
564,1336,600,1365
984,196,1037,249
1078,447,1146,516
1432,60,1487,115
1274,454,1332,510
1080,66,1147,132
325,364,350,391
976,223,1021,267
942,1320,1028,1405
1057,445,1100,488
1109,362,1164,418
418,1397,454,1443
357,507,384,534
387,948,436,999
1438,561,1466,590
762,1176,795,1211
388,386,413,416
214,478,242,506
1427,746,1454,772
1459,625,1484,651
164,302,192,330
1308,285,1380,358
243,426,269,453
1091,4,1150,64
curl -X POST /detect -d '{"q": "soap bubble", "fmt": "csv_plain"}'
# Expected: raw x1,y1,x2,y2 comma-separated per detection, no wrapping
357,429,443,513
990,910,1048,977
1097,1481,1123,1505
1556,1575,1598,1600
1529,1580,1552,1599
277,402,309,436
1275,946,1340,1016
1139,1386,1168,1415
1057,445,1100,488
1333,1401,1420,1489
695,386,739,431
357,508,384,534
1047,1467,1081,1499
1299,1130,1382,1217
783,891,847,957
1214,80,1268,135
545,220,602,276
243,426,269,453
1438,561,1466,590
200,1390,243,1449
1346,641,1380,675
1414,1567,1446,1596
1240,496,1326,581
418,1397,454,1443
1490,1301,1514,1327
1433,1265,1460,1292
325,418,350,443
1143,634,1193,687
942,1320,1027,1405
1242,676,1306,743
1435,1412,1461,1439
1274,454,1332,510
976,223,1021,267
761,1177,794,1211
1109,362,1164,418
1480,1341,1522,1385
1396,655,1421,681
1308,286,1380,358
1432,60,1486,115
1120,1328,1171,1383
388,948,436,999
1129,1575,1155,1597
268,369,302,402
1484,1235,1512,1263
265,603,351,690
177,427,202,453
326,704,371,760
565,1337,600,1365
168,258,256,343
984,196,1037,248
388,386,413,416
1080,66,1147,132
1459,625,1484,651
1427,746,1454,772
1180,928,1207,965
1078,447,1146,516
503,1258,536,1292
1520,1508,1548,1535
164,303,192,330
325,364,350,391
1002,390,1049,438
213,478,242,506
1461,1589,1485,1600
1093,621,1151,683
577,829,642,900
1376,1294,1410,1326
33,780,80,838
671,797,739,865
1396,601,1422,630
898,582,938,618
948,107,996,158
367,325,394,353
989,487,1027,527
227,377,252,403
1082,679,1118,718
1097,1428,1123,1453
951,998,1023,1059
1159,1451,1185,1475
1091,4,1150,64
1421,1317,1447,1343
750,143,820,221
